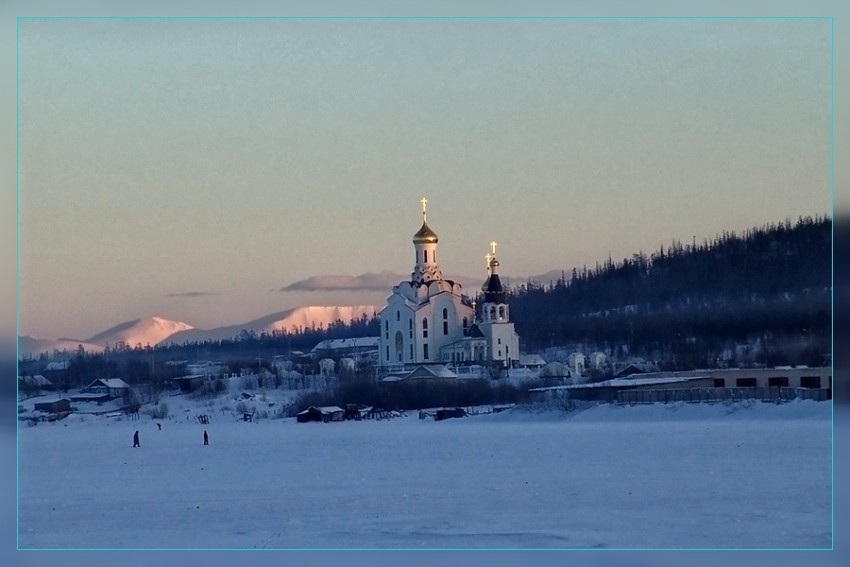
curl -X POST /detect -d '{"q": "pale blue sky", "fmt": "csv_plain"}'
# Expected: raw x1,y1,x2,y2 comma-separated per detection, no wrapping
16,16,831,339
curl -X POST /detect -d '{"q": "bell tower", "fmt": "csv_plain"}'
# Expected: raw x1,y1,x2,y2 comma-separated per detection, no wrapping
477,241,518,366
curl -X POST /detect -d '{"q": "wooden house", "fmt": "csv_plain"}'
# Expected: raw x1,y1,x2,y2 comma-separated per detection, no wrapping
81,378,131,399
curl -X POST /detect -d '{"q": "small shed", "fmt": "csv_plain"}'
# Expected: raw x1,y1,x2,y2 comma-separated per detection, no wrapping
434,407,466,421
296,406,345,423
34,398,71,414
344,404,372,421
171,375,205,393
518,354,547,369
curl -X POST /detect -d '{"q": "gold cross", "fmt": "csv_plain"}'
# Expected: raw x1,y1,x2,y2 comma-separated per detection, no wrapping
485,253,492,266
490,241,497,255
420,197,428,221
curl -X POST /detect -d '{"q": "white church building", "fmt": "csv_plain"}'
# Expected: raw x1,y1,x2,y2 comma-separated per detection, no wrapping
378,199,519,368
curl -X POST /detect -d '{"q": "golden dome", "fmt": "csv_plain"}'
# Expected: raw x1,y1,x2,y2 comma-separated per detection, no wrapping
413,221,438,244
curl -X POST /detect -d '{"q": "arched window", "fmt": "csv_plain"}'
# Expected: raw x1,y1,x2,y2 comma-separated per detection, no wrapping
424,250,428,263
422,318,428,338
499,306,506,319
463,317,468,330
443,321,449,335
409,319,413,339
395,331,403,363
396,310,400,322
442,308,448,319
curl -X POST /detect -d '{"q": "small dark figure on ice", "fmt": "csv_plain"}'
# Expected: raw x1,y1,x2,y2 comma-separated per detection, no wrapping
203,430,209,445
133,430,140,448
157,423,161,430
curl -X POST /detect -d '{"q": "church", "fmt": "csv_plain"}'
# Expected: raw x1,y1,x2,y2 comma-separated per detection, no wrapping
378,199,520,368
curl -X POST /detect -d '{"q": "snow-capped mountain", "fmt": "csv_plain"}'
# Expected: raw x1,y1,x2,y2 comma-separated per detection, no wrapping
162,305,379,345
85,316,194,348
20,307,381,357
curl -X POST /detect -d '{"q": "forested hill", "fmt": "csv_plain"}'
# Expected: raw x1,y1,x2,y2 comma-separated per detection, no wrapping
507,216,831,366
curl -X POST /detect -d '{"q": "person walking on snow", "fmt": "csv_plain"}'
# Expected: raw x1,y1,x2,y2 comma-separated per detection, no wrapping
133,430,140,448
203,430,209,445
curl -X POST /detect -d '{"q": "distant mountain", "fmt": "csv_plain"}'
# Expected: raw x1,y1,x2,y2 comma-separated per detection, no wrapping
162,305,380,345
85,316,194,349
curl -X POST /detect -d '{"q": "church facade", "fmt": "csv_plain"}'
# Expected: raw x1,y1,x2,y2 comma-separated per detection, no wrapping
378,199,519,368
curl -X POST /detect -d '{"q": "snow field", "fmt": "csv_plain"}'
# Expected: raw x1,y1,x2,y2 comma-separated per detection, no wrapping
18,400,831,549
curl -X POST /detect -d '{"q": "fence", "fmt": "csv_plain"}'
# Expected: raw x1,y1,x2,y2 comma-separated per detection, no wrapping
617,387,830,405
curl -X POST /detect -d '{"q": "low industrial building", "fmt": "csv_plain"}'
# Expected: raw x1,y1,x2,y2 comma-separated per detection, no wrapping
530,367,832,405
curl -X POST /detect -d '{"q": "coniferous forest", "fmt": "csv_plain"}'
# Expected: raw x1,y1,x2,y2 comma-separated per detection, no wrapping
507,215,831,368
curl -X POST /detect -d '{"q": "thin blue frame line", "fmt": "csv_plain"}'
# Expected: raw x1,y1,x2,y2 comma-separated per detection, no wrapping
14,15,834,21
829,15,834,553
22,546,832,552
15,15,21,553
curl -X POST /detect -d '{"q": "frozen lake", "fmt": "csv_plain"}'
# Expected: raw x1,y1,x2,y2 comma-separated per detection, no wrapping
18,400,831,549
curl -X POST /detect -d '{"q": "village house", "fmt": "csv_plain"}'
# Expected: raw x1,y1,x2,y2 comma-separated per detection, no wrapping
73,378,131,402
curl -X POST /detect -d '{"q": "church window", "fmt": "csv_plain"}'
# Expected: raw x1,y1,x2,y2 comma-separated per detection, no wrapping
424,250,428,263
422,318,428,338
499,306,506,319
409,319,413,339
463,317,468,335
443,321,449,335
410,344,413,359
442,308,448,319
386,346,390,361
498,338,501,345
423,344,429,360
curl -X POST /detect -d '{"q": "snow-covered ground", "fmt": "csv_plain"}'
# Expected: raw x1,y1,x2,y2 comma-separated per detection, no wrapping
17,400,831,550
